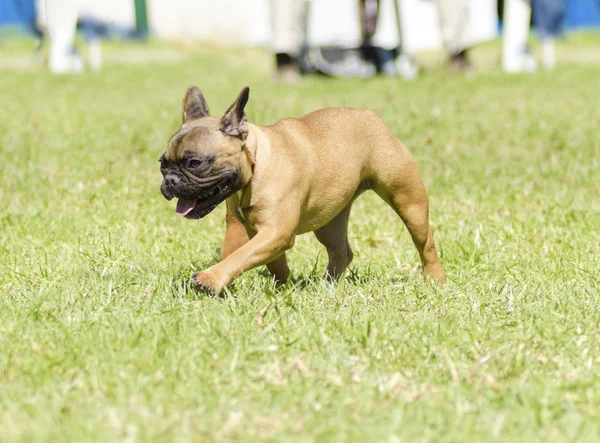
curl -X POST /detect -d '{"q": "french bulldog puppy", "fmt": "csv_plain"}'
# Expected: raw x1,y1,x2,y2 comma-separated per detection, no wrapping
160,86,446,294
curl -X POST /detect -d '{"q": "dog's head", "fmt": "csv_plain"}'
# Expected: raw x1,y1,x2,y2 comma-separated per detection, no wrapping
160,86,254,219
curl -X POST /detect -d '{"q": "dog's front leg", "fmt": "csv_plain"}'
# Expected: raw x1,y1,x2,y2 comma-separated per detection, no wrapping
192,226,296,295
220,207,250,261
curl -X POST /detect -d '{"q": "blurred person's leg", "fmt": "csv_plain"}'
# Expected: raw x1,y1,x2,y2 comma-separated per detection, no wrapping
434,0,472,72
270,0,308,82
44,0,81,73
532,0,566,70
390,0,419,79
79,16,104,71
502,0,537,73
87,38,102,71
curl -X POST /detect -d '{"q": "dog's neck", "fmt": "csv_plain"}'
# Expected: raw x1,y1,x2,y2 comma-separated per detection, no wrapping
244,123,260,164
234,123,272,209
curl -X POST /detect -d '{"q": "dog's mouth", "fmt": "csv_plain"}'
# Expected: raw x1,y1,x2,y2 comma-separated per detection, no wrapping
174,177,239,219
176,198,204,217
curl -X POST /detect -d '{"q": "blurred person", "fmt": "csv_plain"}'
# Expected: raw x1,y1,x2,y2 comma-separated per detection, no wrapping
270,0,419,81
502,0,565,73
502,0,537,72
38,0,108,73
40,0,85,73
270,0,308,83
360,0,420,79
532,0,566,70
432,0,474,73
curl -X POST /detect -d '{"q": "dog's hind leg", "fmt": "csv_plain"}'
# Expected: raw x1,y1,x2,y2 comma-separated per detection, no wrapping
314,203,354,281
372,165,446,284
266,254,291,285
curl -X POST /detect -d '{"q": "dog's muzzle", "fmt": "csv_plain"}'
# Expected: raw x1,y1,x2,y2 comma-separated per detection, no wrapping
160,181,175,201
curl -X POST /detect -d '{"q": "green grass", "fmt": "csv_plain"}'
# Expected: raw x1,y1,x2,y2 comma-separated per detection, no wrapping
1,37,600,442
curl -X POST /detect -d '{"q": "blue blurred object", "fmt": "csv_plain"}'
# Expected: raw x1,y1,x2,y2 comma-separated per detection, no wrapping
533,0,566,39
496,0,600,31
0,0,141,40
0,0,41,36
77,15,139,41
564,0,600,28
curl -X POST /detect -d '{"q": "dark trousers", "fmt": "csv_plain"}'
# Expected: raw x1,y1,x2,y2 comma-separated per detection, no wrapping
532,0,567,39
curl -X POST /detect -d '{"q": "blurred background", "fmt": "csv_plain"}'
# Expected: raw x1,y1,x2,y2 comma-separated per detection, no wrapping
1,0,599,77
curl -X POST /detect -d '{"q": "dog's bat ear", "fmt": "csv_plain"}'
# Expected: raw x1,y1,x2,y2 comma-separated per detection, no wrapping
182,86,210,123
219,86,250,141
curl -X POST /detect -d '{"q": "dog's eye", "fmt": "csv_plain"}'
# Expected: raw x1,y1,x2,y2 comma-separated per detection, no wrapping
188,159,202,168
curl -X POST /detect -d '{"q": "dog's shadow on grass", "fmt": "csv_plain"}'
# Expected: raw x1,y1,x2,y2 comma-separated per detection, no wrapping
167,252,415,300
345,266,411,286
166,262,318,300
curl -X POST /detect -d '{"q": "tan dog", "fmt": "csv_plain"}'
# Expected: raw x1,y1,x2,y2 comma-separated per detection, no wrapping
160,86,446,293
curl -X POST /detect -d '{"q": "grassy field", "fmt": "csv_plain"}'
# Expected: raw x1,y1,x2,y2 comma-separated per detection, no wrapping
1,36,600,442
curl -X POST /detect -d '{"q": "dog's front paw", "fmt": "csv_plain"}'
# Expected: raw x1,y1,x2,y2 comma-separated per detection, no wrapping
191,270,223,295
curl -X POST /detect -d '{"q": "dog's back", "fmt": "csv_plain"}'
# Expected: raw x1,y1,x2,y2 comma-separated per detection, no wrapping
263,106,415,184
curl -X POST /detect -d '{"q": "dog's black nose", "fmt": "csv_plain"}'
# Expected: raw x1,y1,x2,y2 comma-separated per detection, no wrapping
165,174,180,187
161,181,174,201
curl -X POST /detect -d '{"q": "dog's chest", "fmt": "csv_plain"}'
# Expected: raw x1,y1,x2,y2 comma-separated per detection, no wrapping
229,190,249,224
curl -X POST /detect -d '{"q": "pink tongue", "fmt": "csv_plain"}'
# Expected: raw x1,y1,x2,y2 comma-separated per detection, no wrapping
175,198,197,216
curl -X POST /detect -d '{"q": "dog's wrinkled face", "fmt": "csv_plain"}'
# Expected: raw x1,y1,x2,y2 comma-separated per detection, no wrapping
160,86,253,219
